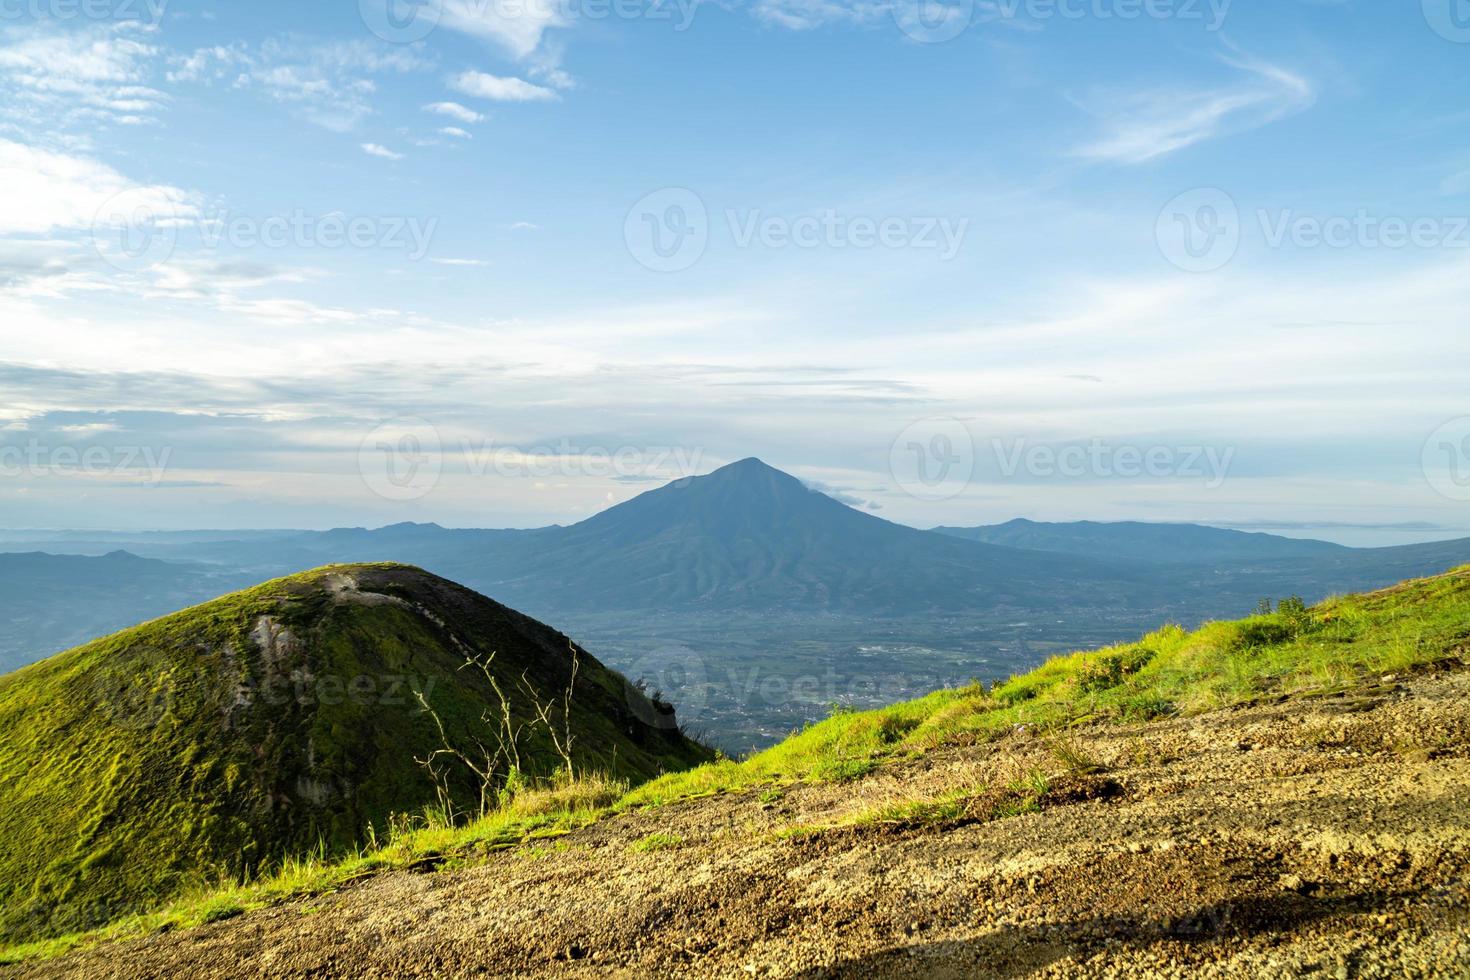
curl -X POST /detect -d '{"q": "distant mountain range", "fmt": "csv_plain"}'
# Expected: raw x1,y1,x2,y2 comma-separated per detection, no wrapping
932,518,1348,564
3,458,1468,746
5,457,1469,625
0,551,250,675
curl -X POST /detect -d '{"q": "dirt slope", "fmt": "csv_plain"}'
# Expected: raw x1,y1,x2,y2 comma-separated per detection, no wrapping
10,668,1470,979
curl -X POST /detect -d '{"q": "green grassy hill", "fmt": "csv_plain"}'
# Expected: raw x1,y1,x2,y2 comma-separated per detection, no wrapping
0,563,712,944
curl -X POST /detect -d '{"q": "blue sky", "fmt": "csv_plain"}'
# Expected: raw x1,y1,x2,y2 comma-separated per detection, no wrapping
0,0,1467,543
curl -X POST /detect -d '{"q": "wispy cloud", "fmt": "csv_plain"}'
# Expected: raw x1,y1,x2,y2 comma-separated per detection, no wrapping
424,101,485,124
361,142,403,160
439,126,472,139
0,23,168,130
1073,51,1315,164
232,39,432,132
450,70,558,103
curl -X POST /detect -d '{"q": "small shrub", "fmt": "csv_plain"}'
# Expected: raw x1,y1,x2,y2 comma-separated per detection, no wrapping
1235,621,1295,649
1047,737,1108,775
507,772,627,817
813,756,876,782
876,714,919,745
1075,647,1155,693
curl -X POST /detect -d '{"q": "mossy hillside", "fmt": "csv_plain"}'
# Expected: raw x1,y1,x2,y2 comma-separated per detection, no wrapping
0,563,711,943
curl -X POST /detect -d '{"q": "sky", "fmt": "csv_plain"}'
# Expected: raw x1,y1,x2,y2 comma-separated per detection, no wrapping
0,0,1467,544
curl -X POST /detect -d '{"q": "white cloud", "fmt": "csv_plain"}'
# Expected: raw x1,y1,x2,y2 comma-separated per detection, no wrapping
751,0,889,30
0,24,169,128
0,138,195,235
439,126,472,139
234,39,433,132
450,70,558,103
166,43,251,84
1074,52,1315,164
424,101,485,124
439,0,567,61
431,257,490,266
361,142,404,160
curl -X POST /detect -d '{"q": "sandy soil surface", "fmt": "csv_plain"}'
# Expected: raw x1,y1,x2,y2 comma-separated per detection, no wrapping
10,668,1470,979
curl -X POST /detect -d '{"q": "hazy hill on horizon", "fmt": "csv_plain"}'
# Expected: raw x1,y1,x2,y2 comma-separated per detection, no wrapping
932,518,1349,564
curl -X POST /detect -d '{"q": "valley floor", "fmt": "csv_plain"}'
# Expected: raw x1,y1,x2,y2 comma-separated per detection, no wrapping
10,668,1470,979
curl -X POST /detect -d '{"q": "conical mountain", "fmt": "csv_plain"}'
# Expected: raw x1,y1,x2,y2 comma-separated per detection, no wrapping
427,458,1143,614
